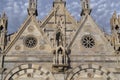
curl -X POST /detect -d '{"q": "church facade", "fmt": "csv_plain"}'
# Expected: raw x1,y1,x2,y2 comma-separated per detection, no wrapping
0,0,120,80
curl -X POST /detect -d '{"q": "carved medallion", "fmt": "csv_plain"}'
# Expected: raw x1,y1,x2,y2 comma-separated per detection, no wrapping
39,45,45,50
27,73,33,78
15,45,21,50
28,26,34,32
87,73,94,78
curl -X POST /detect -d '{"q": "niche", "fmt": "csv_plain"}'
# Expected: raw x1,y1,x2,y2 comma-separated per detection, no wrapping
118,47,120,51
115,25,119,30
0,25,3,31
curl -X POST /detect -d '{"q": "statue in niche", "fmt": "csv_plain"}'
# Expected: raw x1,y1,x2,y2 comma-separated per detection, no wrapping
53,15,69,68
116,26,120,43
58,48,63,65
53,47,68,65
53,51,56,65
56,28,63,46
55,15,65,46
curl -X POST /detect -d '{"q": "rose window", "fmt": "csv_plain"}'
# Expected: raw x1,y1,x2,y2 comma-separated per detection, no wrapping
81,35,95,48
24,36,37,48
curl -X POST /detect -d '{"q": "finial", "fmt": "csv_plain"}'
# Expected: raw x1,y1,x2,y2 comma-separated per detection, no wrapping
2,12,7,19
81,0,90,9
28,0,38,16
118,15,120,24
114,10,116,14
113,11,117,18
81,0,91,16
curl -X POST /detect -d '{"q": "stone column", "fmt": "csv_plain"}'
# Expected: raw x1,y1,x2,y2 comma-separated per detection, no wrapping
0,74,1,80
0,55,5,80
0,55,2,80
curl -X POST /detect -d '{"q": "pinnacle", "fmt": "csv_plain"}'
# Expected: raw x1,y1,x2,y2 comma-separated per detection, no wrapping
2,12,7,19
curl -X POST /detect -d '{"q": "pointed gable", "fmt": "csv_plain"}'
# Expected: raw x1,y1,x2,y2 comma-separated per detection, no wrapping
37,0,79,48
4,16,51,55
68,15,114,55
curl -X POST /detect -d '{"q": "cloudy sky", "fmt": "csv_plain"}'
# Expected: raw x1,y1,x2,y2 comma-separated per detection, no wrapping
0,0,120,34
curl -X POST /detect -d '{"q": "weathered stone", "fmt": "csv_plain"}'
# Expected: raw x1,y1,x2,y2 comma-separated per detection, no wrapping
0,0,120,80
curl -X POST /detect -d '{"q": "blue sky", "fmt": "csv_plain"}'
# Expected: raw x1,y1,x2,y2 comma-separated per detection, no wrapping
0,0,120,34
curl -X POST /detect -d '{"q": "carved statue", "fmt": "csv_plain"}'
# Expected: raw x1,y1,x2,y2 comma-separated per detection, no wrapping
53,51,56,65
53,14,69,70
53,47,68,66
58,49,63,64
56,28,63,46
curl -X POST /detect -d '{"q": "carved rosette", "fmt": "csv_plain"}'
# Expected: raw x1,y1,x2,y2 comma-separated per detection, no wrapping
81,35,95,48
15,45,21,50
87,73,94,78
24,36,37,48
28,26,34,32
39,45,45,50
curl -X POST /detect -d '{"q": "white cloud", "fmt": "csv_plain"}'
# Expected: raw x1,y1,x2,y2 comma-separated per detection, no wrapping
0,0,120,34
67,1,80,11
13,2,20,13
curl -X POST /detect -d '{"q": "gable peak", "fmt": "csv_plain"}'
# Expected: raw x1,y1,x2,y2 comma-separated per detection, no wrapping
27,0,38,16
81,0,92,16
53,0,66,8
112,11,117,18
1,12,7,19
